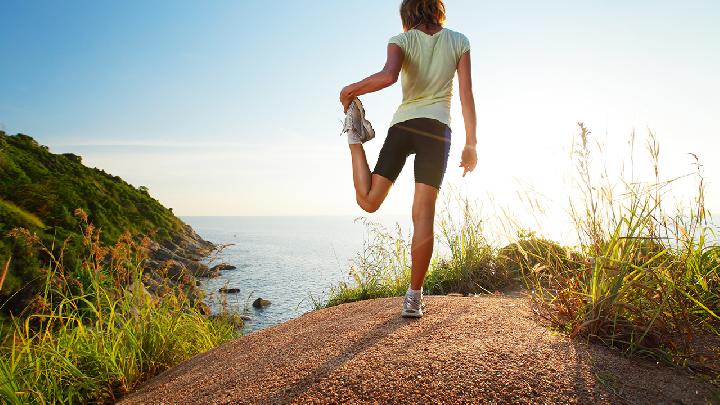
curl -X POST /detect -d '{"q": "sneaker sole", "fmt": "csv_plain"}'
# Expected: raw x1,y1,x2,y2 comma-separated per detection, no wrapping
401,308,423,318
353,99,375,143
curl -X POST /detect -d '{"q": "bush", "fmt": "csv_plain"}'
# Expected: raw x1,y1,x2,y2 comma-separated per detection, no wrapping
323,123,719,377
522,124,719,368
0,214,238,403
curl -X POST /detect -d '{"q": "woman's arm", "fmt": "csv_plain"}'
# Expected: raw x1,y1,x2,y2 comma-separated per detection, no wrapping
457,51,478,177
340,44,404,112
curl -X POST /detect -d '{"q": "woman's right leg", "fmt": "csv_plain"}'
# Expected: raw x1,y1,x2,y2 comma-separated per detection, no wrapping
410,182,439,290
349,144,392,213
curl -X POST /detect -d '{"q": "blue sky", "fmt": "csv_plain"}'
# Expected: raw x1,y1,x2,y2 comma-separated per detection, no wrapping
1,1,719,236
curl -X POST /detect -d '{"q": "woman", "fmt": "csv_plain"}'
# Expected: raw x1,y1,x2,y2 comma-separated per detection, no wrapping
340,0,477,318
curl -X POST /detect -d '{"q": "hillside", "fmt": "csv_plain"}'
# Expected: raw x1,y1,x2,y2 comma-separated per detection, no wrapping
122,295,717,404
0,131,215,313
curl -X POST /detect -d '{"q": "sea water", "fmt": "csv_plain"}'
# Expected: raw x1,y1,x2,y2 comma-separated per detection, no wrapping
182,216,410,333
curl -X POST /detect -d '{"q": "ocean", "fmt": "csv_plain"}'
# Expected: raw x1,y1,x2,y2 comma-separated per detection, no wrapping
182,216,411,333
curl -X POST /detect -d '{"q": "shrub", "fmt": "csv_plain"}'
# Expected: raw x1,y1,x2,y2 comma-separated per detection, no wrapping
0,213,237,403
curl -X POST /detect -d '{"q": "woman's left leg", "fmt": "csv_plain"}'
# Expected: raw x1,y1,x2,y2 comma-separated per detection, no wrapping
349,144,393,213
410,182,439,289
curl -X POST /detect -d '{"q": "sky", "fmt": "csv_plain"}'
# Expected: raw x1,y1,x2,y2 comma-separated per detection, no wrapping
1,1,719,239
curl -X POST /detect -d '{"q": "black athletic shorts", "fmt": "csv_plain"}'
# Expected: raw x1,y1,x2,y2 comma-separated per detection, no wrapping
372,118,452,190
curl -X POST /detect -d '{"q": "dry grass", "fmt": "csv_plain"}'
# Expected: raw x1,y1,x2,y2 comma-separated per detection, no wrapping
0,258,9,292
0,211,238,403
325,123,719,380
520,123,719,376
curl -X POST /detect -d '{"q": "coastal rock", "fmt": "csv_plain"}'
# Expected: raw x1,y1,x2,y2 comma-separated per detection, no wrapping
252,298,271,308
211,263,238,272
147,240,219,279
160,225,215,259
139,226,220,316
219,287,241,294
141,265,205,312
189,262,220,278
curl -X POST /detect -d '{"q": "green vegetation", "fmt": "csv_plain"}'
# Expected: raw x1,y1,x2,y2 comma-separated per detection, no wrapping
325,124,719,378
0,131,190,314
0,133,234,402
523,124,719,373
0,215,237,404
324,202,517,308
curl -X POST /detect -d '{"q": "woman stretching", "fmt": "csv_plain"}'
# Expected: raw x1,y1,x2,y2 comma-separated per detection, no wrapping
340,0,477,318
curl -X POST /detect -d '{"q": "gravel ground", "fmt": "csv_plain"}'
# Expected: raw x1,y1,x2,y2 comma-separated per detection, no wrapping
121,294,717,404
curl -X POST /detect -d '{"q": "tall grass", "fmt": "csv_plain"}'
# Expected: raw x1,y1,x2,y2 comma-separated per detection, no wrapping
325,218,412,307
324,202,519,308
325,123,719,376
521,123,719,369
0,210,237,403
425,195,517,294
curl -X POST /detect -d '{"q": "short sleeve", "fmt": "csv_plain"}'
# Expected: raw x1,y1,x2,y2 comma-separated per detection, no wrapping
388,33,407,51
458,33,471,56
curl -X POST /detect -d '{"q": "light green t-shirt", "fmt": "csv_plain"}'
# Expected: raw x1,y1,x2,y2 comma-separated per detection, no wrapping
388,28,470,127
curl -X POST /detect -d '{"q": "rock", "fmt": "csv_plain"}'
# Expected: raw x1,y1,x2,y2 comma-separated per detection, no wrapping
147,240,219,278
211,263,238,272
252,297,271,308
447,293,464,297
240,315,251,321
219,287,241,294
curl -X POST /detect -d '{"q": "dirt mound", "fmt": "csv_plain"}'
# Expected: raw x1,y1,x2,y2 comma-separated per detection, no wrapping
121,295,716,404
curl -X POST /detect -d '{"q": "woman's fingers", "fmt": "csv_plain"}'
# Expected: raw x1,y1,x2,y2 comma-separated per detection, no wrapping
459,157,477,177
340,92,353,113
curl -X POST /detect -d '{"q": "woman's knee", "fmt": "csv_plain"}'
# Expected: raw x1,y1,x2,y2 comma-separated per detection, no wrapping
357,196,381,213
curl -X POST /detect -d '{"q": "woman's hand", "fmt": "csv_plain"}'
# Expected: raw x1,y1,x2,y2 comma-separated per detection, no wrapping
340,86,354,113
459,145,478,177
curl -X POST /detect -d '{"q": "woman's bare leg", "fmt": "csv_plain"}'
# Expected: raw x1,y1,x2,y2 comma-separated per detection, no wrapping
410,183,439,290
349,144,392,213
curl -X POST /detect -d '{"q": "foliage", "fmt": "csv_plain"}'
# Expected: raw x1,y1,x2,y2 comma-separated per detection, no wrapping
521,123,719,369
324,123,719,376
0,131,190,313
324,204,520,308
0,214,237,403
425,197,517,295
324,218,412,307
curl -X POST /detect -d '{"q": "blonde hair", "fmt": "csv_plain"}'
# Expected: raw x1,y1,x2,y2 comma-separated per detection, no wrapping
399,0,446,31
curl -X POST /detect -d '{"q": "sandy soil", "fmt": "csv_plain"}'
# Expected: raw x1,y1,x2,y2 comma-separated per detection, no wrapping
121,294,717,404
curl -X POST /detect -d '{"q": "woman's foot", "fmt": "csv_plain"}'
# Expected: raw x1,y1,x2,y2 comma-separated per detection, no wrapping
401,288,424,318
342,98,375,144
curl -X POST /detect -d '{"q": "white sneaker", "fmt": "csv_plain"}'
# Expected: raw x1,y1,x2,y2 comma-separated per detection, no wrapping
342,98,375,144
401,292,423,318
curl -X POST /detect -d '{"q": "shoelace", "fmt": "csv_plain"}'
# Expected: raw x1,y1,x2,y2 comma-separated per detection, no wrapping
404,293,422,310
342,100,374,143
342,104,361,137
342,108,355,132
